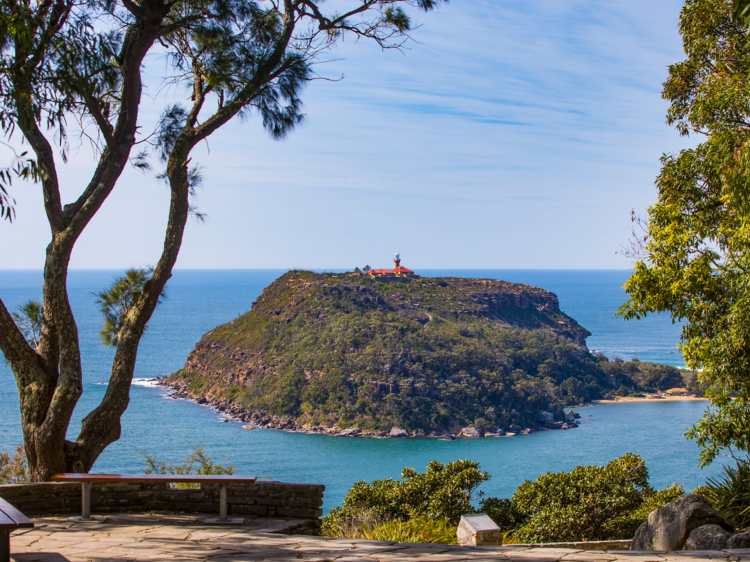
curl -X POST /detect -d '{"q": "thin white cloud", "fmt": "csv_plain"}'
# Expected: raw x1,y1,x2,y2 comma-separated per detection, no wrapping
1,0,693,269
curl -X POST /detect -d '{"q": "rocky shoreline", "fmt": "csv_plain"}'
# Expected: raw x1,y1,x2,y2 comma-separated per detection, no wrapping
157,378,582,439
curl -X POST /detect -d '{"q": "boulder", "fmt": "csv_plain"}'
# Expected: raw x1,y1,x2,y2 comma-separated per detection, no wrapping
728,529,750,549
460,427,482,438
389,427,409,438
683,524,730,550
241,424,256,430
631,494,732,551
339,428,362,436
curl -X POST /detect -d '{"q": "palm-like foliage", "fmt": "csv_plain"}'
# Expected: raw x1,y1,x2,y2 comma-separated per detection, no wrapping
703,458,750,529
11,299,43,350
95,269,166,347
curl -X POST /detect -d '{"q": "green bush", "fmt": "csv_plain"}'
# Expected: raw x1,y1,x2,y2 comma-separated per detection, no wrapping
361,516,457,544
321,460,488,537
479,497,524,532
141,442,234,475
701,458,750,529
0,444,29,484
140,443,233,488
324,454,685,544
509,454,683,542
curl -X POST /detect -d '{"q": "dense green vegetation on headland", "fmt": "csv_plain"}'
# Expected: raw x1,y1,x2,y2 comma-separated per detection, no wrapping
165,271,695,433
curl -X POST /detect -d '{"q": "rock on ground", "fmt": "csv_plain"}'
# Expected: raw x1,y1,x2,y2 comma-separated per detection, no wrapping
683,524,730,550
389,427,409,437
630,494,731,551
460,428,482,438
728,529,750,549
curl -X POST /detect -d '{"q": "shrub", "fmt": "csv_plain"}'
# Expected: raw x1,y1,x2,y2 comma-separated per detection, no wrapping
140,443,233,488
0,444,29,484
321,459,489,537
701,458,750,529
141,443,234,475
479,497,524,532
361,516,457,544
510,454,683,542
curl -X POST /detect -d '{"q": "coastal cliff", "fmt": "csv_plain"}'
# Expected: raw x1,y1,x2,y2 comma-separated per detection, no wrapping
162,270,613,434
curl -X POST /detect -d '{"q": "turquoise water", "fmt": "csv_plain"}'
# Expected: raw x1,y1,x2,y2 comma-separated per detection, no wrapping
0,270,723,511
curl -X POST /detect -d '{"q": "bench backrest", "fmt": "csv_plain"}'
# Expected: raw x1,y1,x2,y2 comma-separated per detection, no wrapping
0,498,33,529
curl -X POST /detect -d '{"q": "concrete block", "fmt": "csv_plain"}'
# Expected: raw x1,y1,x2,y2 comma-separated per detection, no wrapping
457,514,503,546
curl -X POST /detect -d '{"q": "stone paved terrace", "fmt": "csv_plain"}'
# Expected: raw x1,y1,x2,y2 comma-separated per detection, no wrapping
8,514,750,562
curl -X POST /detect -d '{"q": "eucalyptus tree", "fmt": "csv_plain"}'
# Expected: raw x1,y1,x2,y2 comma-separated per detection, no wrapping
620,0,750,466
0,0,444,480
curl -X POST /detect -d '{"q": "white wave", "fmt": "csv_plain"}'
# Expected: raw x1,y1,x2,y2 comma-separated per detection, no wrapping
132,378,160,388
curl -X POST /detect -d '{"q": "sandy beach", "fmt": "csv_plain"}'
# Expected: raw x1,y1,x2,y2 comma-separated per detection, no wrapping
593,396,707,404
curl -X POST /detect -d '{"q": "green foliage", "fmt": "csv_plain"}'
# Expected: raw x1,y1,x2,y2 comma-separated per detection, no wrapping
0,444,29,484
701,458,750,529
325,455,684,545
0,150,39,222
599,358,695,397
167,271,616,432
141,443,233,476
510,454,683,542
734,0,750,32
95,269,166,347
321,459,489,537
479,497,524,532
12,299,43,350
619,0,750,466
361,516,457,544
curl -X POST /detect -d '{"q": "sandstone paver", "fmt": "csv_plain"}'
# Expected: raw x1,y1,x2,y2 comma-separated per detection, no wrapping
7,515,750,562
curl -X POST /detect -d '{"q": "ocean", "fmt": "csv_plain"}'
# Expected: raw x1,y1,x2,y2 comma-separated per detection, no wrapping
0,270,726,511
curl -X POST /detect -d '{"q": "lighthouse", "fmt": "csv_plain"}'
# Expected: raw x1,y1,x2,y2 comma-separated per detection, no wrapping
368,253,418,280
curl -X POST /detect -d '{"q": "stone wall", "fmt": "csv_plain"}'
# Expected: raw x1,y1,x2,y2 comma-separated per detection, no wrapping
0,481,324,523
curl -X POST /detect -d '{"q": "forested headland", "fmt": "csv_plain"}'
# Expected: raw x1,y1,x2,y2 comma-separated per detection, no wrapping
162,271,695,435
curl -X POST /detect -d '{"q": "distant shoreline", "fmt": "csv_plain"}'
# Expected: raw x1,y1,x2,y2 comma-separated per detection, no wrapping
593,396,707,404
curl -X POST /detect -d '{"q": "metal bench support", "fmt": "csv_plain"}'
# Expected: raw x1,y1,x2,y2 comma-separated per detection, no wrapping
50,473,253,525
219,484,227,522
82,482,92,520
0,528,9,562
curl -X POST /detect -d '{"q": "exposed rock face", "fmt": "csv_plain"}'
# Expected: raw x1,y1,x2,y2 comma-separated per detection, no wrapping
728,530,750,549
460,428,482,438
631,495,732,551
338,428,362,437
683,524,730,550
389,427,408,438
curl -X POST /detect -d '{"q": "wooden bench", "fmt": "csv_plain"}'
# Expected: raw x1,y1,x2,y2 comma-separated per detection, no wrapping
0,497,34,562
51,473,257,524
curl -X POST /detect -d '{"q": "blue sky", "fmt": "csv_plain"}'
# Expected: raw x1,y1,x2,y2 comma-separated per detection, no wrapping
2,0,692,270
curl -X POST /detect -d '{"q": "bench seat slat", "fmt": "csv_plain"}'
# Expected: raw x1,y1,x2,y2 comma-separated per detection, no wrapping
0,501,33,528
0,512,15,528
50,473,257,484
